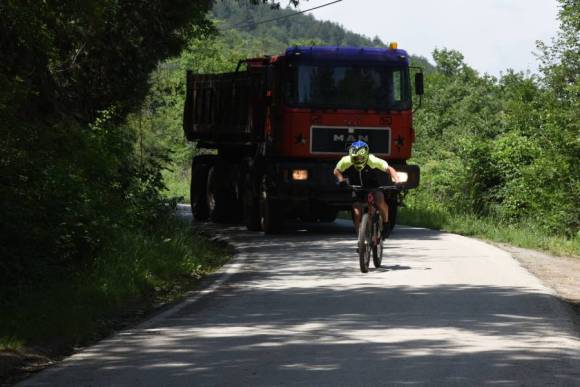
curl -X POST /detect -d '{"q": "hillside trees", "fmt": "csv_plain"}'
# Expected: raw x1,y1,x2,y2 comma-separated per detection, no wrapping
531,0,579,234
410,0,579,238
211,0,434,69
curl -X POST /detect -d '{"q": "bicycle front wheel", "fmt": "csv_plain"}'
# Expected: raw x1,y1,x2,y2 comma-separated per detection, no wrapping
372,216,383,268
372,235,383,268
358,213,371,273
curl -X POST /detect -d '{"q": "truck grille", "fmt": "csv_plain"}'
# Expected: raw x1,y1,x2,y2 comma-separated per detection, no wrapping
310,126,391,154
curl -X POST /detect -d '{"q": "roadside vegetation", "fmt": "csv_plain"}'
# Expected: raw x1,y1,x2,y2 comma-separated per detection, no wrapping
1,0,245,361
398,208,579,257
401,0,578,257
0,219,231,352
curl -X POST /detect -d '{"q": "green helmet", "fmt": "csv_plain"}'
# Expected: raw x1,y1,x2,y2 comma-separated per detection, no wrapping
349,141,369,171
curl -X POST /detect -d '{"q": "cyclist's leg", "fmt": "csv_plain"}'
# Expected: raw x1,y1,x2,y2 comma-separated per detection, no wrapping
352,203,362,234
374,192,390,239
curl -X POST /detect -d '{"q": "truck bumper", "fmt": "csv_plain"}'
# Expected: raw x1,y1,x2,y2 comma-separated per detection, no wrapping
267,160,420,216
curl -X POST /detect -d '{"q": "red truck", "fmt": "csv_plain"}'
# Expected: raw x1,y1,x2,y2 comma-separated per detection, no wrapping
183,44,423,233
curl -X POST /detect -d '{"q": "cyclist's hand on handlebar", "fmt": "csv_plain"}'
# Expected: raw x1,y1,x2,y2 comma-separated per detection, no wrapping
338,178,350,188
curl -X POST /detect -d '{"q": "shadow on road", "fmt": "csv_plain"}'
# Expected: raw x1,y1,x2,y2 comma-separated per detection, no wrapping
50,282,580,387
36,205,576,386
373,265,413,272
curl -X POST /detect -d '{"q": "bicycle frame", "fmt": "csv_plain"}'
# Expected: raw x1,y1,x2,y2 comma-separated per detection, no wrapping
349,185,399,272
352,185,399,224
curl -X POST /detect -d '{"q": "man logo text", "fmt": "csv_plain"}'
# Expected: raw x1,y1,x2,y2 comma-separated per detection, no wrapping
333,134,369,142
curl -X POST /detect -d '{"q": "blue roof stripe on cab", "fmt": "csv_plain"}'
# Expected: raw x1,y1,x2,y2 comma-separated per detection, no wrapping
285,46,409,65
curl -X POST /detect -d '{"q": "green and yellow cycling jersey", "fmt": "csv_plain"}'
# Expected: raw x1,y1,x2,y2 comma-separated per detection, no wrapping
335,154,389,188
335,154,389,173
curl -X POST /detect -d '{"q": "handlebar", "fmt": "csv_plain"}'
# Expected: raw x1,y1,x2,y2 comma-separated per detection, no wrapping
347,184,402,192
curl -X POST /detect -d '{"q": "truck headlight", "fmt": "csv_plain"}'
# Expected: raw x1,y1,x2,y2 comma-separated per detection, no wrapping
396,171,408,183
292,169,309,181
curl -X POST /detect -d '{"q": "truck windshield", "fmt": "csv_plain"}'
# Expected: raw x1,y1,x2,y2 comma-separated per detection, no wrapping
285,64,411,110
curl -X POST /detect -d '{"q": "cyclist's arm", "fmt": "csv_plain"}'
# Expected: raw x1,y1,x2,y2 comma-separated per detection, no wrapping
333,168,346,183
333,156,351,183
386,166,400,183
368,155,400,183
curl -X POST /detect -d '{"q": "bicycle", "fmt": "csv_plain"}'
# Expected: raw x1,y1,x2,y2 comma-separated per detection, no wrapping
350,185,401,273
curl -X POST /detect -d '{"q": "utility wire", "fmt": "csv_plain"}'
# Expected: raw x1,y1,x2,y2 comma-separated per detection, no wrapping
222,0,344,30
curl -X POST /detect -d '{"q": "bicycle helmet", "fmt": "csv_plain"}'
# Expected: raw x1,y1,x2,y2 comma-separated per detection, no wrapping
349,140,369,171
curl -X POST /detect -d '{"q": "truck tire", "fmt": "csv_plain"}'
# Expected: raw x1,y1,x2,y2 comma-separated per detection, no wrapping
190,164,210,221
206,163,233,223
230,167,243,222
259,179,280,234
318,209,338,223
261,199,280,234
243,177,261,231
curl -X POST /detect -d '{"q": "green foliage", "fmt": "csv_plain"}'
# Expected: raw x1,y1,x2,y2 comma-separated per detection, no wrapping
0,0,215,288
0,219,232,348
0,0,214,123
1,2,332,284
0,0,297,351
211,0,434,70
398,206,580,258
215,0,380,46
125,29,244,201
408,0,579,242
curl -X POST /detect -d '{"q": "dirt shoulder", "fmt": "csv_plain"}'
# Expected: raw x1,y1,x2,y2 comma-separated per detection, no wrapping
494,242,580,315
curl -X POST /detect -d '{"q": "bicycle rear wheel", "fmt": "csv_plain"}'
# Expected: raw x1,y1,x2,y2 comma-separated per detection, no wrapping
358,213,371,273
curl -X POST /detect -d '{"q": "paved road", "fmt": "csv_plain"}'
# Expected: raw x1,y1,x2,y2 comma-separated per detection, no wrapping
19,213,580,386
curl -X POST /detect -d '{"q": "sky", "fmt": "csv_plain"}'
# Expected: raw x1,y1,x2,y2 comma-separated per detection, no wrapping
305,0,560,76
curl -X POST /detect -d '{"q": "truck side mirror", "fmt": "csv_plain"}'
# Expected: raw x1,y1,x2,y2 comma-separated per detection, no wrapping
415,73,424,96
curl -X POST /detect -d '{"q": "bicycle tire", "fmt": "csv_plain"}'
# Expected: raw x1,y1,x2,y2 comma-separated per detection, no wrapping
372,214,383,268
358,213,371,273
372,235,383,268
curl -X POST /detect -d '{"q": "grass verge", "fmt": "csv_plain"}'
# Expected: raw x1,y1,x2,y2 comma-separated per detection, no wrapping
162,168,190,203
398,205,579,258
0,217,232,371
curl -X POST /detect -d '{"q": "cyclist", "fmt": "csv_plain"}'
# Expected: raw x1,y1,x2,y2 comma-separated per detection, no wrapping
333,140,400,239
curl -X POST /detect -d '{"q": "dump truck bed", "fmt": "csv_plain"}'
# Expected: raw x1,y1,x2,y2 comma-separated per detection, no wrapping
183,70,266,145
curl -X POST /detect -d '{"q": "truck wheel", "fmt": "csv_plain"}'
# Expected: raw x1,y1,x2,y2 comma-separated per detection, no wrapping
319,209,338,223
243,179,261,231
206,164,232,223
259,180,280,234
190,164,209,221
230,167,244,222
261,199,280,234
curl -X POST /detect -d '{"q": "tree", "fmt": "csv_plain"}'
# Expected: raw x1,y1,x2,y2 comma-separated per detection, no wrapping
408,1,579,237
0,0,303,287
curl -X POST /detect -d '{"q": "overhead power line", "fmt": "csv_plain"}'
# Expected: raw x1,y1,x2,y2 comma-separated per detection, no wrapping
223,0,344,30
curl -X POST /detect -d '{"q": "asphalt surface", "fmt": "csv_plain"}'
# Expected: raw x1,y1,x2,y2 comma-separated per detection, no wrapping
18,211,580,386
